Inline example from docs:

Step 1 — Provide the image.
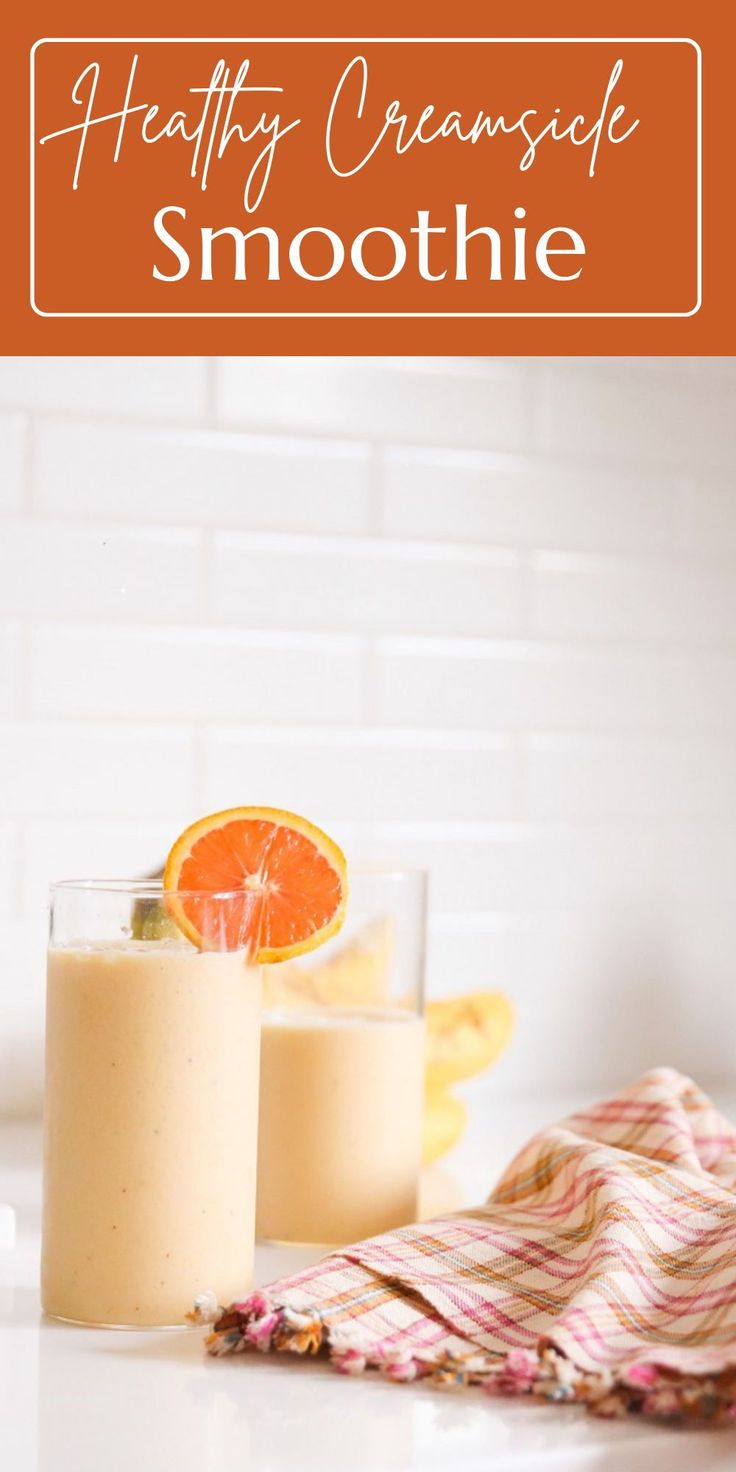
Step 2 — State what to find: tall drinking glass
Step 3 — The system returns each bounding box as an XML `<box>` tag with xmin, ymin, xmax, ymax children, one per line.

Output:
<box><xmin>257</xmin><ymin>869</ymin><xmax>427</xmax><ymax>1245</ymax></box>
<box><xmin>42</xmin><ymin>881</ymin><xmax>262</xmax><ymax>1327</ymax></box>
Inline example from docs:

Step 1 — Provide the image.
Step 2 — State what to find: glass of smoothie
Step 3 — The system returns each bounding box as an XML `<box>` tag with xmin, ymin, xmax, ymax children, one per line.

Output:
<box><xmin>42</xmin><ymin>880</ymin><xmax>262</xmax><ymax>1328</ymax></box>
<box><xmin>257</xmin><ymin>868</ymin><xmax>427</xmax><ymax>1246</ymax></box>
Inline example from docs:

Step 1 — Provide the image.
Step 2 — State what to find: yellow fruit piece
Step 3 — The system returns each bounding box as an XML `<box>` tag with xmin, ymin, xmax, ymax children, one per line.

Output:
<box><xmin>426</xmin><ymin>991</ymin><xmax>514</xmax><ymax>1089</ymax></box>
<box><xmin>263</xmin><ymin>917</ymin><xmax>393</xmax><ymax>1009</ymax></box>
<box><xmin>423</xmin><ymin>1088</ymin><xmax>467</xmax><ymax>1164</ymax></box>
<box><xmin>129</xmin><ymin>895</ymin><xmax>181</xmax><ymax>942</ymax></box>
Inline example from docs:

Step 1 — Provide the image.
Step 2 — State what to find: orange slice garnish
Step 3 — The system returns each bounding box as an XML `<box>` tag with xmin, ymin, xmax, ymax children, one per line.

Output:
<box><xmin>163</xmin><ymin>806</ymin><xmax>348</xmax><ymax>962</ymax></box>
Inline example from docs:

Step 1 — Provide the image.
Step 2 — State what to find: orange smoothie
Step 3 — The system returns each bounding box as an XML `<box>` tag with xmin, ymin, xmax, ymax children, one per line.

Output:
<box><xmin>256</xmin><ymin>1009</ymin><xmax>425</xmax><ymax>1245</ymax></box>
<box><xmin>42</xmin><ymin>941</ymin><xmax>261</xmax><ymax>1327</ymax></box>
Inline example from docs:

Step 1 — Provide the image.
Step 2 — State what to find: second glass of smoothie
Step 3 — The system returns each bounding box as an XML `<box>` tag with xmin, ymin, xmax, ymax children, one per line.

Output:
<box><xmin>257</xmin><ymin>869</ymin><xmax>427</xmax><ymax>1246</ymax></box>
<box><xmin>42</xmin><ymin>881</ymin><xmax>262</xmax><ymax>1328</ymax></box>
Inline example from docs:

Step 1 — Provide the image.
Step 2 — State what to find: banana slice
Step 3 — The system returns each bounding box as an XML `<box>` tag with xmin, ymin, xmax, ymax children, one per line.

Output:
<box><xmin>426</xmin><ymin>991</ymin><xmax>515</xmax><ymax>1089</ymax></box>
<box><xmin>262</xmin><ymin>916</ymin><xmax>393</xmax><ymax>1010</ymax></box>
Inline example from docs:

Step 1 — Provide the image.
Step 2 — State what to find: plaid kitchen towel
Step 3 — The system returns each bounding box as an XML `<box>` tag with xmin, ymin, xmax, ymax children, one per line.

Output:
<box><xmin>195</xmin><ymin>1069</ymin><xmax>736</xmax><ymax>1424</ymax></box>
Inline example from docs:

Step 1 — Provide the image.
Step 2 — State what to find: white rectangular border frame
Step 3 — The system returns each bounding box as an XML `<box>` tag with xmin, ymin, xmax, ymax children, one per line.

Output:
<box><xmin>29</xmin><ymin>36</ymin><xmax>703</xmax><ymax>318</ymax></box>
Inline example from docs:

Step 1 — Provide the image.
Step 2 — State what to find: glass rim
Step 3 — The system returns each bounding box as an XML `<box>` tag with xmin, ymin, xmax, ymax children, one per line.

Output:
<box><xmin>49</xmin><ymin>866</ymin><xmax>428</xmax><ymax>900</ymax></box>
<box><xmin>49</xmin><ymin>879</ymin><xmax>256</xmax><ymax>902</ymax></box>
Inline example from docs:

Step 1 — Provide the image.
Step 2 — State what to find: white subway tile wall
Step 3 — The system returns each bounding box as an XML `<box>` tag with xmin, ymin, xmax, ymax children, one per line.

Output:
<box><xmin>0</xmin><ymin>413</ymin><xmax>26</xmax><ymax>512</ymax></box>
<box><xmin>0</xmin><ymin>521</ymin><xmax>205</xmax><ymax>622</ymax></box>
<box><xmin>1</xmin><ymin>355</ymin><xmax>736</xmax><ymax>1115</ymax></box>
<box><xmin>212</xmin><ymin>534</ymin><xmax>522</xmax><ymax>636</ymax></box>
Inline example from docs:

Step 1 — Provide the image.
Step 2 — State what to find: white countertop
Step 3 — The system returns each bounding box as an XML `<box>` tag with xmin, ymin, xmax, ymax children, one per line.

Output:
<box><xmin>2</xmin><ymin>1102</ymin><xmax>734</xmax><ymax>1472</ymax></box>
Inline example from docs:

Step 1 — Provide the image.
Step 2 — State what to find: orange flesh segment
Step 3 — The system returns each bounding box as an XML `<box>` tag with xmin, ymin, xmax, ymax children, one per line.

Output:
<box><xmin>165</xmin><ymin>811</ymin><xmax>347</xmax><ymax>961</ymax></box>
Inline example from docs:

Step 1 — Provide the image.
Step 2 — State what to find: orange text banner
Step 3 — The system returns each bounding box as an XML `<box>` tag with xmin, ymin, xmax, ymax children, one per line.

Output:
<box><xmin>30</xmin><ymin>38</ymin><xmax>699</xmax><ymax>320</ymax></box>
